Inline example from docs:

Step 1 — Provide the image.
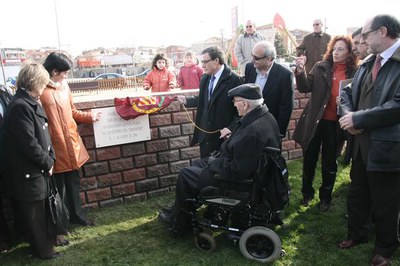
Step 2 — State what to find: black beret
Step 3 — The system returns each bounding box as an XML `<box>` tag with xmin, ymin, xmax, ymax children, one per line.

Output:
<box><xmin>228</xmin><ymin>83</ymin><xmax>262</xmax><ymax>100</ymax></box>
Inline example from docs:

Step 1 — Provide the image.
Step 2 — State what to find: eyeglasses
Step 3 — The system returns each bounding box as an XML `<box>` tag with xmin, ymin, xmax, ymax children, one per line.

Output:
<box><xmin>200</xmin><ymin>58</ymin><xmax>213</xmax><ymax>64</ymax></box>
<box><xmin>361</xmin><ymin>28</ymin><xmax>379</xmax><ymax>39</ymax></box>
<box><xmin>246</xmin><ymin>25</ymin><xmax>253</xmax><ymax>28</ymax></box>
<box><xmin>251</xmin><ymin>53</ymin><xmax>267</xmax><ymax>61</ymax></box>
<box><xmin>313</xmin><ymin>23</ymin><xmax>320</xmax><ymax>26</ymax></box>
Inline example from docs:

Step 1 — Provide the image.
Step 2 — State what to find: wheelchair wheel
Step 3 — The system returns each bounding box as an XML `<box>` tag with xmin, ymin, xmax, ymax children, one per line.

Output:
<box><xmin>239</xmin><ymin>226</ymin><xmax>282</xmax><ymax>263</ymax></box>
<box><xmin>194</xmin><ymin>232</ymin><xmax>216</xmax><ymax>252</ymax></box>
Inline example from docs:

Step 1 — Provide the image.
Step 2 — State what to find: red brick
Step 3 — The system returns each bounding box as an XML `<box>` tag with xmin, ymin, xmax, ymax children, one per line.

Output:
<box><xmin>291</xmin><ymin>109</ymin><xmax>304</xmax><ymax>119</ymax></box>
<box><xmin>123</xmin><ymin>168</ymin><xmax>146</xmax><ymax>182</ymax></box>
<box><xmin>112</xmin><ymin>183</ymin><xmax>135</xmax><ymax>197</ymax></box>
<box><xmin>172</xmin><ymin>111</ymin><xmax>192</xmax><ymax>124</ymax></box>
<box><xmin>80</xmin><ymin>176</ymin><xmax>97</xmax><ymax>190</ymax></box>
<box><xmin>109</xmin><ymin>158</ymin><xmax>134</xmax><ymax>172</ymax></box>
<box><xmin>96</xmin><ymin>146</ymin><xmax>121</xmax><ymax>161</ymax></box>
<box><xmin>86</xmin><ymin>188</ymin><xmax>112</xmax><ymax>203</ymax></box>
<box><xmin>282</xmin><ymin>140</ymin><xmax>296</xmax><ymax>151</ymax></box>
<box><xmin>151</xmin><ymin>128</ymin><xmax>159</xmax><ymax>139</ymax></box>
<box><xmin>170</xmin><ymin>160</ymin><xmax>190</xmax><ymax>173</ymax></box>
<box><xmin>135</xmin><ymin>153</ymin><xmax>157</xmax><ymax>167</ymax></box>
<box><xmin>146</xmin><ymin>139</ymin><xmax>169</xmax><ymax>153</ymax></box>
<box><xmin>300</xmin><ymin>98</ymin><xmax>310</xmax><ymax>108</ymax></box>
<box><xmin>181</xmin><ymin>123</ymin><xmax>195</xmax><ymax>135</ymax></box>
<box><xmin>160</xmin><ymin>101</ymin><xmax>181</xmax><ymax>112</ymax></box>
<box><xmin>159</xmin><ymin>150</ymin><xmax>180</xmax><ymax>163</ymax></box>
<box><xmin>180</xmin><ymin>147</ymin><xmax>200</xmax><ymax>159</ymax></box>
<box><xmin>287</xmin><ymin>120</ymin><xmax>296</xmax><ymax>130</ymax></box>
<box><xmin>159</xmin><ymin>125</ymin><xmax>181</xmax><ymax>138</ymax></box>
<box><xmin>97</xmin><ymin>172</ymin><xmax>122</xmax><ymax>187</ymax></box>
<box><xmin>159</xmin><ymin>174</ymin><xmax>178</xmax><ymax>187</ymax></box>
<box><xmin>150</xmin><ymin>114</ymin><xmax>171</xmax><ymax>127</ymax></box>
<box><xmin>124</xmin><ymin>193</ymin><xmax>147</xmax><ymax>203</ymax></box>
<box><xmin>136</xmin><ymin>178</ymin><xmax>159</xmax><ymax>192</ymax></box>
<box><xmin>86</xmin><ymin>150</ymin><xmax>96</xmax><ymax>163</ymax></box>
<box><xmin>83</xmin><ymin>162</ymin><xmax>109</xmax><ymax>176</ymax></box>
<box><xmin>83</xmin><ymin>136</ymin><xmax>96</xmax><ymax>149</ymax></box>
<box><xmin>289</xmin><ymin>149</ymin><xmax>303</xmax><ymax>159</ymax></box>
<box><xmin>121</xmin><ymin>143</ymin><xmax>145</xmax><ymax>157</ymax></box>
<box><xmin>78</xmin><ymin>123</ymin><xmax>94</xmax><ymax>136</ymax></box>
<box><xmin>169</xmin><ymin>136</ymin><xmax>190</xmax><ymax>149</ymax></box>
<box><xmin>147</xmin><ymin>164</ymin><xmax>169</xmax><ymax>178</ymax></box>
<box><xmin>148</xmin><ymin>188</ymin><xmax>170</xmax><ymax>198</ymax></box>
<box><xmin>99</xmin><ymin>198</ymin><xmax>124</xmax><ymax>208</ymax></box>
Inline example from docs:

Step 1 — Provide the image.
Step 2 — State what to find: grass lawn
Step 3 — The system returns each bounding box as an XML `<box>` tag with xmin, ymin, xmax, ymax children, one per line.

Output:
<box><xmin>1</xmin><ymin>158</ymin><xmax>399</xmax><ymax>265</ymax></box>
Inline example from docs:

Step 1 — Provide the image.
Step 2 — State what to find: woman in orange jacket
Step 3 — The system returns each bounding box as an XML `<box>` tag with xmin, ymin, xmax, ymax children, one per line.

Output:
<box><xmin>143</xmin><ymin>53</ymin><xmax>176</xmax><ymax>92</ymax></box>
<box><xmin>41</xmin><ymin>53</ymin><xmax>101</xmax><ymax>231</ymax></box>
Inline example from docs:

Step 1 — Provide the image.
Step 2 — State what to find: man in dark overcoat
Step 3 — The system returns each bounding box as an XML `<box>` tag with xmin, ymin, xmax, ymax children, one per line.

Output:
<box><xmin>159</xmin><ymin>83</ymin><xmax>281</xmax><ymax>235</ymax></box>
<box><xmin>338</xmin><ymin>14</ymin><xmax>400</xmax><ymax>266</ymax></box>
<box><xmin>177</xmin><ymin>46</ymin><xmax>242</xmax><ymax>158</ymax></box>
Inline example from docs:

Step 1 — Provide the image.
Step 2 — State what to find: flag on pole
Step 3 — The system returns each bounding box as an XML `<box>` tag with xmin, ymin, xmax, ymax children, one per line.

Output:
<box><xmin>114</xmin><ymin>96</ymin><xmax>175</xmax><ymax>120</ymax></box>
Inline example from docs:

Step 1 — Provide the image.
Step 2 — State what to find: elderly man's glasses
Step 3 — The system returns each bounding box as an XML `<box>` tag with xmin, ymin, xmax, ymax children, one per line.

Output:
<box><xmin>200</xmin><ymin>59</ymin><xmax>213</xmax><ymax>64</ymax></box>
<box><xmin>361</xmin><ymin>28</ymin><xmax>379</xmax><ymax>39</ymax></box>
<box><xmin>246</xmin><ymin>25</ymin><xmax>253</xmax><ymax>28</ymax></box>
<box><xmin>313</xmin><ymin>23</ymin><xmax>320</xmax><ymax>26</ymax></box>
<box><xmin>251</xmin><ymin>53</ymin><xmax>267</xmax><ymax>61</ymax></box>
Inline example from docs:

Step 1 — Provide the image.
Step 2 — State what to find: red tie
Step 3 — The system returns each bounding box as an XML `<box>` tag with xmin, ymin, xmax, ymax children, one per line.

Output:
<box><xmin>372</xmin><ymin>55</ymin><xmax>382</xmax><ymax>81</ymax></box>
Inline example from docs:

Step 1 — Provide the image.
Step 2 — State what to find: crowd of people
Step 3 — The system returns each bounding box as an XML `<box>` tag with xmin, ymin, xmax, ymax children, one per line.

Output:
<box><xmin>0</xmin><ymin>14</ymin><xmax>399</xmax><ymax>265</ymax></box>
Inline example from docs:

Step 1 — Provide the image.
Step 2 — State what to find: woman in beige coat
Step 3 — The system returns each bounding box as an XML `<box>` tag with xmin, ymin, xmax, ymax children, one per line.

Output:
<box><xmin>41</xmin><ymin>53</ymin><xmax>101</xmax><ymax>231</ymax></box>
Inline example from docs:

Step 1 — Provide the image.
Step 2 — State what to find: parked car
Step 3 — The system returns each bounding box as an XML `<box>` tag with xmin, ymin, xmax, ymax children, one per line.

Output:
<box><xmin>94</xmin><ymin>73</ymin><xmax>126</xmax><ymax>88</ymax></box>
<box><xmin>132</xmin><ymin>69</ymin><xmax>151</xmax><ymax>77</ymax></box>
<box><xmin>94</xmin><ymin>73</ymin><xmax>125</xmax><ymax>80</ymax></box>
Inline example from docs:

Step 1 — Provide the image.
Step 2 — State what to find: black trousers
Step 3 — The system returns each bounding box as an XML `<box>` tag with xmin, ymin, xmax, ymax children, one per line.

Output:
<box><xmin>54</xmin><ymin>170</ymin><xmax>87</xmax><ymax>224</ymax></box>
<box><xmin>302</xmin><ymin>119</ymin><xmax>338</xmax><ymax>203</ymax></box>
<box><xmin>172</xmin><ymin>159</ymin><xmax>218</xmax><ymax>228</ymax></box>
<box><xmin>0</xmin><ymin>180</ymin><xmax>10</xmax><ymax>244</ymax></box>
<box><xmin>347</xmin><ymin>153</ymin><xmax>400</xmax><ymax>258</ymax></box>
<box><xmin>10</xmin><ymin>198</ymin><xmax>55</xmax><ymax>258</ymax></box>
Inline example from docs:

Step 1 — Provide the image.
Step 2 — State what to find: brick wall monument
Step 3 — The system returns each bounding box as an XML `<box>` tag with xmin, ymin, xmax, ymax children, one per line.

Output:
<box><xmin>74</xmin><ymin>89</ymin><xmax>307</xmax><ymax>209</ymax></box>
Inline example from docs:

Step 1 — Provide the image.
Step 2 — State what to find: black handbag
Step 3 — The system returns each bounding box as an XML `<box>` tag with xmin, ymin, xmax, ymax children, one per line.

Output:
<box><xmin>47</xmin><ymin>175</ymin><xmax>70</xmax><ymax>235</ymax></box>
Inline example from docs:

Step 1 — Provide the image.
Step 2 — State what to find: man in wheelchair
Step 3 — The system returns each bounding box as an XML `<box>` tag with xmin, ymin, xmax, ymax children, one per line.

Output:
<box><xmin>158</xmin><ymin>83</ymin><xmax>282</xmax><ymax>237</ymax></box>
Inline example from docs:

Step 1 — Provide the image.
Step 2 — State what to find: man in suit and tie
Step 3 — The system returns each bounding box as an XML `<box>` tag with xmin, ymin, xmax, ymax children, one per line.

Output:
<box><xmin>244</xmin><ymin>41</ymin><xmax>294</xmax><ymax>137</ymax></box>
<box><xmin>177</xmin><ymin>46</ymin><xmax>242</xmax><ymax>158</ymax></box>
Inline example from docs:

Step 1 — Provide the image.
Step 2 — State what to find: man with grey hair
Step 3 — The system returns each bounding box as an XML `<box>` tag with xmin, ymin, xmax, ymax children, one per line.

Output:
<box><xmin>296</xmin><ymin>18</ymin><xmax>331</xmax><ymax>73</ymax></box>
<box><xmin>159</xmin><ymin>83</ymin><xmax>281</xmax><ymax>236</ymax></box>
<box><xmin>339</xmin><ymin>14</ymin><xmax>400</xmax><ymax>266</ymax></box>
<box><xmin>244</xmin><ymin>41</ymin><xmax>294</xmax><ymax>137</ymax></box>
<box><xmin>234</xmin><ymin>20</ymin><xmax>265</xmax><ymax>74</ymax></box>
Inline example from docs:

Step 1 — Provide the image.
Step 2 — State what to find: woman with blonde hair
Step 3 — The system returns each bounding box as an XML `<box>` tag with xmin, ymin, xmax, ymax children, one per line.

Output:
<box><xmin>2</xmin><ymin>62</ymin><xmax>59</xmax><ymax>259</ymax></box>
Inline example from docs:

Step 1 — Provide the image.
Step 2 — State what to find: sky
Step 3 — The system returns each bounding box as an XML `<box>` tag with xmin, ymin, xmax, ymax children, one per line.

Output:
<box><xmin>1</xmin><ymin>0</ymin><xmax>398</xmax><ymax>57</ymax></box>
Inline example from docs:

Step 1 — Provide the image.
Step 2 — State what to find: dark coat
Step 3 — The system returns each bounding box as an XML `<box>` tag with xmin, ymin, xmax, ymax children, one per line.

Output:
<box><xmin>293</xmin><ymin>60</ymin><xmax>355</xmax><ymax>151</ymax></box>
<box><xmin>341</xmin><ymin>47</ymin><xmax>400</xmax><ymax>171</ymax></box>
<box><xmin>208</xmin><ymin>105</ymin><xmax>281</xmax><ymax>182</ymax></box>
<box><xmin>296</xmin><ymin>32</ymin><xmax>331</xmax><ymax>73</ymax></box>
<box><xmin>186</xmin><ymin>64</ymin><xmax>242</xmax><ymax>157</ymax></box>
<box><xmin>3</xmin><ymin>89</ymin><xmax>55</xmax><ymax>202</ymax></box>
<box><xmin>244</xmin><ymin>62</ymin><xmax>294</xmax><ymax>136</ymax></box>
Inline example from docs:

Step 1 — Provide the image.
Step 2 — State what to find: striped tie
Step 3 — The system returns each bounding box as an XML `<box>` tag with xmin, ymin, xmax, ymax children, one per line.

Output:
<box><xmin>372</xmin><ymin>55</ymin><xmax>382</xmax><ymax>82</ymax></box>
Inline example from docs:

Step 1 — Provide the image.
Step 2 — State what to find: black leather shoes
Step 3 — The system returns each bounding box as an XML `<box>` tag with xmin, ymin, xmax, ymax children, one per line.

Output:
<box><xmin>161</xmin><ymin>205</ymin><xmax>175</xmax><ymax>214</ymax></box>
<box><xmin>301</xmin><ymin>196</ymin><xmax>314</xmax><ymax>207</ymax></box>
<box><xmin>370</xmin><ymin>254</ymin><xmax>391</xmax><ymax>266</ymax></box>
<box><xmin>158</xmin><ymin>211</ymin><xmax>173</xmax><ymax>226</ymax></box>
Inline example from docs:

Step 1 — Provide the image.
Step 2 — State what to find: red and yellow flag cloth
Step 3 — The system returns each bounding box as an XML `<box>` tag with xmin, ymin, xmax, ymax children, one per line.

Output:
<box><xmin>114</xmin><ymin>96</ymin><xmax>175</xmax><ymax>120</ymax></box>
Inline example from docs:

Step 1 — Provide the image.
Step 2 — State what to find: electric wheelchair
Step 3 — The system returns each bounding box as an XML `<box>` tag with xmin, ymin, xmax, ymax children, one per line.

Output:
<box><xmin>186</xmin><ymin>146</ymin><xmax>290</xmax><ymax>263</ymax></box>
